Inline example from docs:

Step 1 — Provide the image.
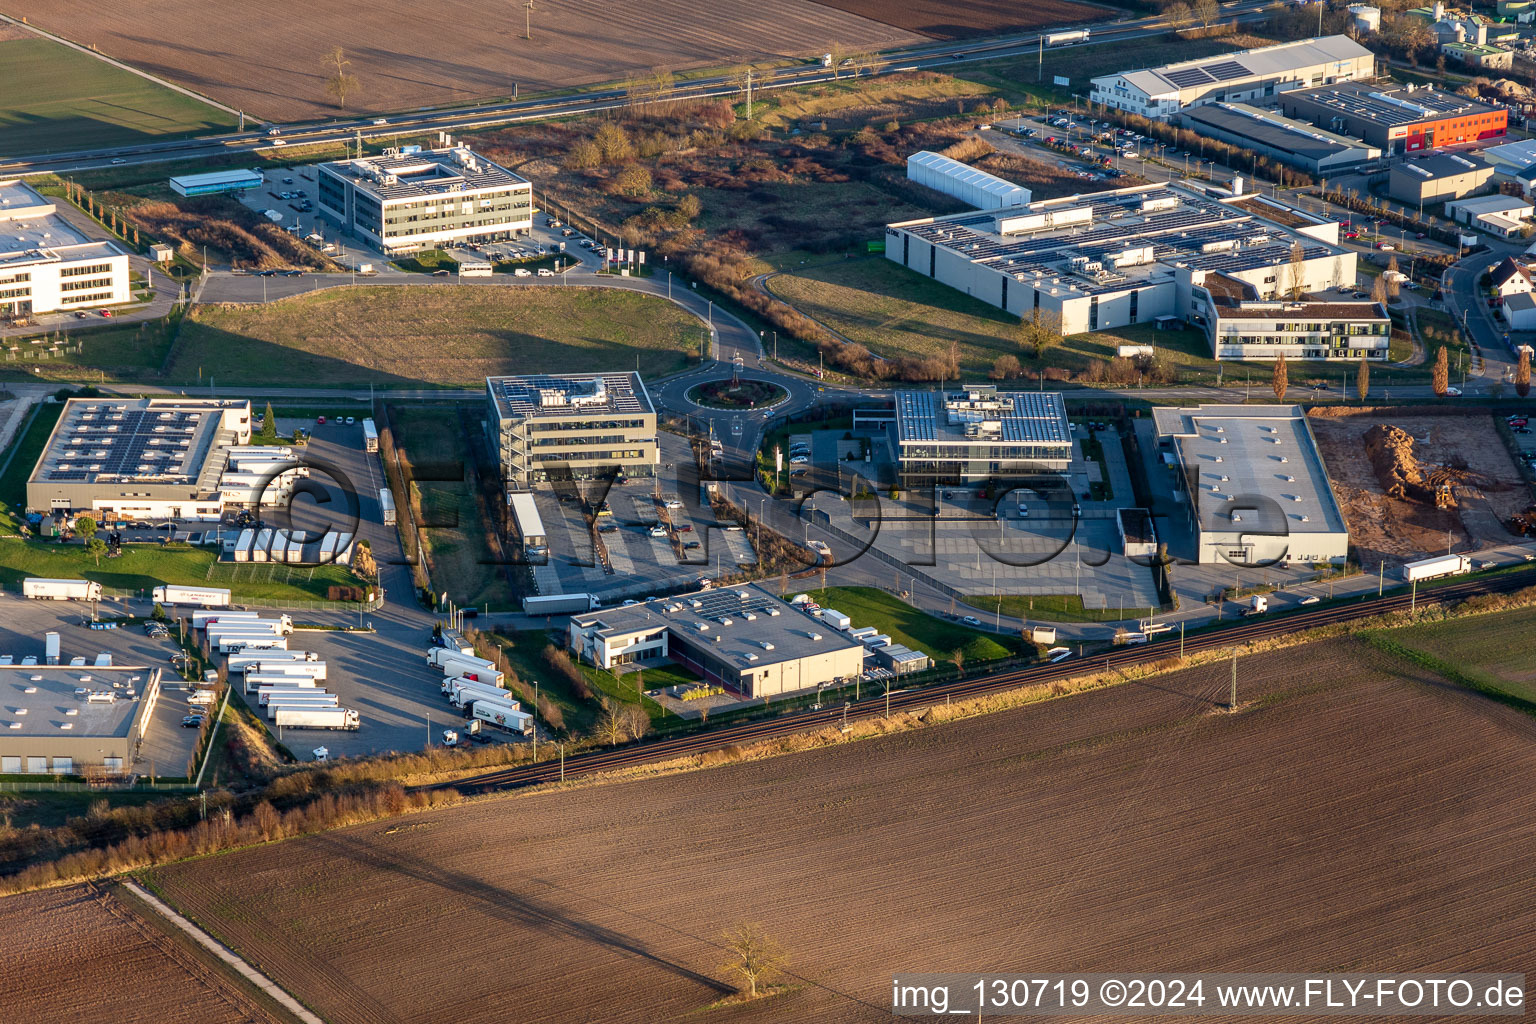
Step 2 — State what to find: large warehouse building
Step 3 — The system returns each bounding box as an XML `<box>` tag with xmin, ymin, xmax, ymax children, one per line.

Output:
<box><xmin>169</xmin><ymin>169</ymin><xmax>264</xmax><ymax>197</ymax></box>
<box><xmin>885</xmin><ymin>182</ymin><xmax>1356</xmax><ymax>338</ymax></box>
<box><xmin>487</xmin><ymin>372</ymin><xmax>658</xmax><ymax>491</ymax></box>
<box><xmin>1176</xmin><ymin>103</ymin><xmax>1380</xmax><ymax>175</ymax></box>
<box><xmin>26</xmin><ymin>398</ymin><xmax>252</xmax><ymax>518</ymax></box>
<box><xmin>317</xmin><ymin>145</ymin><xmax>533</xmax><ymax>255</ymax></box>
<box><xmin>0</xmin><ymin>180</ymin><xmax>130</xmax><ymax>319</ymax></box>
<box><xmin>1388</xmin><ymin>152</ymin><xmax>1495</xmax><ymax>204</ymax></box>
<box><xmin>1279</xmin><ymin>82</ymin><xmax>1507</xmax><ymax>154</ymax></box>
<box><xmin>1153</xmin><ymin>404</ymin><xmax>1348</xmax><ymax>566</ymax></box>
<box><xmin>0</xmin><ymin>666</ymin><xmax>163</xmax><ymax>775</ymax></box>
<box><xmin>568</xmin><ymin>584</ymin><xmax>867</xmax><ymax>699</ymax></box>
<box><xmin>1089</xmin><ymin>36</ymin><xmax>1374</xmax><ymax>120</ymax></box>
<box><xmin>894</xmin><ymin>387</ymin><xmax>1072</xmax><ymax>485</ymax></box>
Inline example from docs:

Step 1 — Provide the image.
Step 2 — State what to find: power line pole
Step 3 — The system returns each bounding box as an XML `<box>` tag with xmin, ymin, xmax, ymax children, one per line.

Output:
<box><xmin>1229</xmin><ymin>648</ymin><xmax>1238</xmax><ymax>712</ymax></box>
<box><xmin>745</xmin><ymin>68</ymin><xmax>753</xmax><ymax>120</ymax></box>
<box><xmin>524</xmin><ymin>0</ymin><xmax>535</xmax><ymax>40</ymax></box>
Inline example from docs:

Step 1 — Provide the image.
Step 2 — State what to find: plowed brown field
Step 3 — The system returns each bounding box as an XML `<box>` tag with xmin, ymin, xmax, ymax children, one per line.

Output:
<box><xmin>810</xmin><ymin>0</ymin><xmax>1110</xmax><ymax>39</ymax></box>
<box><xmin>0</xmin><ymin>883</ymin><xmax>282</xmax><ymax>1024</ymax></box>
<box><xmin>0</xmin><ymin>0</ymin><xmax>918</xmax><ymax>121</ymax></box>
<box><xmin>148</xmin><ymin>639</ymin><xmax>1536</xmax><ymax>1023</ymax></box>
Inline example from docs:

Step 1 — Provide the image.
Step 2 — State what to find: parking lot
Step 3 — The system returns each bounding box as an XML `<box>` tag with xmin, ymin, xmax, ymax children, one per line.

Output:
<box><xmin>0</xmin><ymin>597</ymin><xmax>201</xmax><ymax>778</ymax></box>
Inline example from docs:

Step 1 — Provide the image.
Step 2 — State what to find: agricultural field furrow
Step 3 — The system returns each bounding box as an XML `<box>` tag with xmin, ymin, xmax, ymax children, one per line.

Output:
<box><xmin>0</xmin><ymin>884</ymin><xmax>283</xmax><ymax>1024</ymax></box>
<box><xmin>146</xmin><ymin>639</ymin><xmax>1536</xmax><ymax>1023</ymax></box>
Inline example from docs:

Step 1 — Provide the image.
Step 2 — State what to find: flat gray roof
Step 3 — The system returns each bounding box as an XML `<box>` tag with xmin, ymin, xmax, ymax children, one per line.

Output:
<box><xmin>321</xmin><ymin>147</ymin><xmax>528</xmax><ymax>203</ymax></box>
<box><xmin>0</xmin><ymin>666</ymin><xmax>158</xmax><ymax>741</ymax></box>
<box><xmin>1393</xmin><ymin>152</ymin><xmax>1492</xmax><ymax>181</ymax></box>
<box><xmin>487</xmin><ymin>372</ymin><xmax>654</xmax><ymax>422</ymax></box>
<box><xmin>1107</xmin><ymin>35</ymin><xmax>1372</xmax><ymax>98</ymax></box>
<box><xmin>1153</xmin><ymin>404</ymin><xmax>1347</xmax><ymax>537</ymax></box>
<box><xmin>1180</xmin><ymin>103</ymin><xmax>1372</xmax><ymax>163</ymax></box>
<box><xmin>1287</xmin><ymin>82</ymin><xmax>1498</xmax><ymax>128</ymax></box>
<box><xmin>0</xmin><ymin>178</ymin><xmax>122</xmax><ymax>269</ymax></box>
<box><xmin>896</xmin><ymin>389</ymin><xmax>1071</xmax><ymax>445</ymax></box>
<box><xmin>574</xmin><ymin>583</ymin><xmax>863</xmax><ymax>669</ymax></box>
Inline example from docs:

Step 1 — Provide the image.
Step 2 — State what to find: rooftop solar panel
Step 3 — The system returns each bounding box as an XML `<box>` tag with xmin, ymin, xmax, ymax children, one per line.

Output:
<box><xmin>1165</xmin><ymin>67</ymin><xmax>1215</xmax><ymax>88</ymax></box>
<box><xmin>1202</xmin><ymin>60</ymin><xmax>1250</xmax><ymax>82</ymax></box>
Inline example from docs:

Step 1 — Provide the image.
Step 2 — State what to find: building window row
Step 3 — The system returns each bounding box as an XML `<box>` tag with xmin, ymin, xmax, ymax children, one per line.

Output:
<box><xmin>60</xmin><ymin>275</ymin><xmax>114</xmax><ymax>292</ymax></box>
<box><xmin>60</xmin><ymin>290</ymin><xmax>115</xmax><ymax>305</ymax></box>
<box><xmin>60</xmin><ymin>262</ymin><xmax>113</xmax><ymax>278</ymax></box>
<box><xmin>0</xmin><ymin>272</ymin><xmax>31</xmax><ymax>285</ymax></box>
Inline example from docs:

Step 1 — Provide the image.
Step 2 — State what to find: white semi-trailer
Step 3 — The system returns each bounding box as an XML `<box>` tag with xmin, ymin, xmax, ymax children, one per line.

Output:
<box><xmin>246</xmin><ymin>674</ymin><xmax>320</xmax><ymax>694</ymax></box>
<box><xmin>153</xmin><ymin>585</ymin><xmax>231</xmax><ymax>607</ymax></box>
<box><xmin>470</xmin><ymin>700</ymin><xmax>533</xmax><ymax>735</ymax></box>
<box><xmin>258</xmin><ymin>686</ymin><xmax>328</xmax><ymax>706</ymax></box>
<box><xmin>447</xmin><ymin>679</ymin><xmax>520</xmax><ymax>710</ymax></box>
<box><xmin>522</xmin><ymin>592</ymin><xmax>599</xmax><ymax>615</ymax></box>
<box><xmin>226</xmin><ymin>651</ymin><xmax>315</xmax><ymax>673</ymax></box>
<box><xmin>438</xmin><ymin>657</ymin><xmax>503</xmax><ymax>687</ymax></box>
<box><xmin>1401</xmin><ymin>553</ymin><xmax>1472</xmax><ymax>582</ymax></box>
<box><xmin>245</xmin><ymin>661</ymin><xmax>327</xmax><ymax>682</ymax></box>
<box><xmin>1045</xmin><ymin>29</ymin><xmax>1089</xmax><ymax>45</ymax></box>
<box><xmin>217</xmin><ymin>636</ymin><xmax>289</xmax><ymax>654</ymax></box>
<box><xmin>264</xmin><ymin>697</ymin><xmax>339</xmax><ymax>716</ymax></box>
<box><xmin>272</xmin><ymin>706</ymin><xmax>359</xmax><ymax>730</ymax></box>
<box><xmin>194</xmin><ymin>611</ymin><xmax>291</xmax><ymax>632</ymax></box>
<box><xmin>380</xmin><ymin>488</ymin><xmax>397</xmax><ymax>525</ymax></box>
<box><xmin>23</xmin><ymin>578</ymin><xmax>102</xmax><ymax>602</ymax></box>
<box><xmin>45</xmin><ymin>632</ymin><xmax>60</xmax><ymax>665</ymax></box>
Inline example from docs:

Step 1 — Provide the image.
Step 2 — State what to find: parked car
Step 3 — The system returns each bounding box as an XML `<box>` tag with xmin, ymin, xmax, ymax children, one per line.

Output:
<box><xmin>961</xmin><ymin>615</ymin><xmax>982</xmax><ymax>627</ymax></box>
<box><xmin>181</xmin><ymin>715</ymin><xmax>205</xmax><ymax>728</ymax></box>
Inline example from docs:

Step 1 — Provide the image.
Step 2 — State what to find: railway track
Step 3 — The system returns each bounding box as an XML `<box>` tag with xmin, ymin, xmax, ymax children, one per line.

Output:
<box><xmin>440</xmin><ymin>567</ymin><xmax>1536</xmax><ymax>795</ymax></box>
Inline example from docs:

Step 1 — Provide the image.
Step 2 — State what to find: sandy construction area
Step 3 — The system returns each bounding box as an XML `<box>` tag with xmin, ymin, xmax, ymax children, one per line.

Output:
<box><xmin>0</xmin><ymin>0</ymin><xmax>919</xmax><ymax>121</ymax></box>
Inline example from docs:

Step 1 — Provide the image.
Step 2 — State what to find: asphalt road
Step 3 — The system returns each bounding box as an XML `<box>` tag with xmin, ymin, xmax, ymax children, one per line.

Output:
<box><xmin>0</xmin><ymin>0</ymin><xmax>1288</xmax><ymax>176</ymax></box>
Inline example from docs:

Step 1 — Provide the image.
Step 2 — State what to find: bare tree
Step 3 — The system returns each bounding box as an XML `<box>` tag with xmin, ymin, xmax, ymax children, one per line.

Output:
<box><xmin>1370</xmin><ymin>273</ymin><xmax>1388</xmax><ymax>307</ymax></box>
<box><xmin>1432</xmin><ymin>345</ymin><xmax>1449</xmax><ymax>397</ymax></box>
<box><xmin>1272</xmin><ymin>352</ymin><xmax>1288</xmax><ymax>402</ymax></box>
<box><xmin>1287</xmin><ymin>241</ymin><xmax>1306</xmax><ymax>300</ymax></box>
<box><xmin>827</xmin><ymin>42</ymin><xmax>846</xmax><ymax>79</ymax></box>
<box><xmin>721</xmin><ymin>923</ymin><xmax>788</xmax><ymax>998</ymax></box>
<box><xmin>1517</xmin><ymin>348</ymin><xmax>1531</xmax><ymax>398</ymax></box>
<box><xmin>322</xmin><ymin>47</ymin><xmax>360</xmax><ymax>110</ymax></box>
<box><xmin>1192</xmin><ymin>0</ymin><xmax>1219</xmax><ymax>29</ymax></box>
<box><xmin>1165</xmin><ymin>1</ymin><xmax>1194</xmax><ymax>29</ymax></box>
<box><xmin>622</xmin><ymin>703</ymin><xmax>650</xmax><ymax>741</ymax></box>
<box><xmin>1356</xmin><ymin>356</ymin><xmax>1370</xmax><ymax>403</ymax></box>
<box><xmin>596</xmin><ymin>697</ymin><xmax>627</xmax><ymax>746</ymax></box>
<box><xmin>1385</xmin><ymin>254</ymin><xmax>1401</xmax><ymax>299</ymax></box>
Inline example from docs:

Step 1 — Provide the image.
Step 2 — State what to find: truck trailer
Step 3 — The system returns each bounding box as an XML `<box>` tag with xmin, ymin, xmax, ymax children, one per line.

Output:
<box><xmin>271</xmin><ymin>706</ymin><xmax>359</xmax><ymax>730</ymax></box>
<box><xmin>257</xmin><ymin>685</ymin><xmax>327</xmax><ymax>706</ymax></box>
<box><xmin>470</xmin><ymin>700</ymin><xmax>533</xmax><ymax>735</ymax></box>
<box><xmin>226</xmin><ymin>651</ymin><xmax>315</xmax><ymax>673</ymax></box>
<box><xmin>1401</xmin><ymin>553</ymin><xmax>1472</xmax><ymax>582</ymax></box>
<box><xmin>45</xmin><ymin>632</ymin><xmax>60</xmax><ymax>665</ymax></box>
<box><xmin>247</xmin><ymin>674</ymin><xmax>321</xmax><ymax>695</ymax></box>
<box><xmin>244</xmin><ymin>661</ymin><xmax>327</xmax><ymax>682</ymax></box>
<box><xmin>447</xmin><ymin>678</ymin><xmax>520</xmax><ymax>710</ymax></box>
<box><xmin>1045</xmin><ymin>29</ymin><xmax>1090</xmax><ymax>44</ymax></box>
<box><xmin>192</xmin><ymin>610</ymin><xmax>260</xmax><ymax>630</ymax></box>
<box><xmin>437</xmin><ymin>656</ymin><xmax>503</xmax><ymax>687</ymax></box>
<box><xmin>217</xmin><ymin>636</ymin><xmax>289</xmax><ymax>654</ymax></box>
<box><xmin>23</xmin><ymin>577</ymin><xmax>103</xmax><ymax>602</ymax></box>
<box><xmin>426</xmin><ymin>647</ymin><xmax>496</xmax><ymax>673</ymax></box>
<box><xmin>153</xmin><ymin>585</ymin><xmax>231</xmax><ymax>607</ymax></box>
<box><xmin>264</xmin><ymin>696</ymin><xmax>338</xmax><ymax>716</ymax></box>
<box><xmin>380</xmin><ymin>488</ymin><xmax>397</xmax><ymax>525</ymax></box>
<box><xmin>521</xmin><ymin>592</ymin><xmax>599</xmax><ymax>615</ymax></box>
<box><xmin>204</xmin><ymin>614</ymin><xmax>292</xmax><ymax>635</ymax></box>
<box><xmin>363</xmin><ymin>418</ymin><xmax>379</xmax><ymax>452</ymax></box>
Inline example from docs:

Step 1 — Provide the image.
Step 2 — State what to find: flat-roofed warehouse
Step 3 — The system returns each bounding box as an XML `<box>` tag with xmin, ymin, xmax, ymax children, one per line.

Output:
<box><xmin>1153</xmin><ymin>404</ymin><xmax>1348</xmax><ymax>566</ymax></box>
<box><xmin>895</xmin><ymin>387</ymin><xmax>1072</xmax><ymax>485</ymax></box>
<box><xmin>26</xmin><ymin>397</ymin><xmax>252</xmax><ymax>518</ymax></box>
<box><xmin>1279</xmin><ymin>82</ymin><xmax>1507</xmax><ymax>154</ymax></box>
<box><xmin>1089</xmin><ymin>35</ymin><xmax>1374</xmax><ymax>120</ymax></box>
<box><xmin>487</xmin><ymin>372</ymin><xmax>658</xmax><ymax>491</ymax></box>
<box><xmin>169</xmin><ymin>168</ymin><xmax>263</xmax><ymax>197</ymax></box>
<box><xmin>0</xmin><ymin>666</ymin><xmax>164</xmax><ymax>775</ymax></box>
<box><xmin>886</xmin><ymin>181</ymin><xmax>1356</xmax><ymax>337</ymax></box>
<box><xmin>1388</xmin><ymin>152</ymin><xmax>1496</xmax><ymax>204</ymax></box>
<box><xmin>0</xmin><ymin>179</ymin><xmax>131</xmax><ymax>318</ymax></box>
<box><xmin>568</xmin><ymin>584</ymin><xmax>866</xmax><ymax>699</ymax></box>
<box><xmin>1177</xmin><ymin>103</ymin><xmax>1381</xmax><ymax>175</ymax></box>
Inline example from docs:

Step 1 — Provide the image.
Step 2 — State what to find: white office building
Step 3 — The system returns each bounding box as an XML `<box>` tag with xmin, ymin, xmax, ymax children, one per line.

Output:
<box><xmin>1089</xmin><ymin>36</ymin><xmax>1374</xmax><ymax>120</ymax></box>
<box><xmin>0</xmin><ymin>179</ymin><xmax>130</xmax><ymax>319</ymax></box>
<box><xmin>317</xmin><ymin>145</ymin><xmax>533</xmax><ymax>255</ymax></box>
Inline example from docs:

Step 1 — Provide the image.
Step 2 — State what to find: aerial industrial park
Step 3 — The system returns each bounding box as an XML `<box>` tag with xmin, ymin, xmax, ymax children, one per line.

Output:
<box><xmin>0</xmin><ymin>0</ymin><xmax>1534</xmax><ymax>1019</ymax></box>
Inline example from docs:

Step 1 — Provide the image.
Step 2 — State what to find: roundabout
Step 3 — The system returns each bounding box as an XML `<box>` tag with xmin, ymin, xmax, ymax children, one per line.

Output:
<box><xmin>685</xmin><ymin>377</ymin><xmax>788</xmax><ymax>410</ymax></box>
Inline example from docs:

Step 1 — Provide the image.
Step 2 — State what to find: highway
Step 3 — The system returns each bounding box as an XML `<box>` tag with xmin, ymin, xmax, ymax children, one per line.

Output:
<box><xmin>438</xmin><ymin>564</ymin><xmax>1536</xmax><ymax>795</ymax></box>
<box><xmin>0</xmin><ymin>0</ymin><xmax>1287</xmax><ymax>176</ymax></box>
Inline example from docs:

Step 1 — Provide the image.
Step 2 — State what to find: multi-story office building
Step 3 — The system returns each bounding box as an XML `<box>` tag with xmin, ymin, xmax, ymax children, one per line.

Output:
<box><xmin>1191</xmin><ymin>272</ymin><xmax>1390</xmax><ymax>361</ymax></box>
<box><xmin>26</xmin><ymin>398</ymin><xmax>252</xmax><ymax>519</ymax></box>
<box><xmin>1089</xmin><ymin>36</ymin><xmax>1374</xmax><ymax>120</ymax></box>
<box><xmin>316</xmin><ymin>146</ymin><xmax>532</xmax><ymax>255</ymax></box>
<box><xmin>0</xmin><ymin>179</ymin><xmax>130</xmax><ymax>319</ymax></box>
<box><xmin>894</xmin><ymin>387</ymin><xmax>1072</xmax><ymax>486</ymax></box>
<box><xmin>486</xmin><ymin>373</ymin><xmax>658</xmax><ymax>490</ymax></box>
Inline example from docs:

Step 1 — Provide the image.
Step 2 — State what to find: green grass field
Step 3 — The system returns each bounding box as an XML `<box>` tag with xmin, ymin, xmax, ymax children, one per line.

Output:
<box><xmin>1379</xmin><ymin>606</ymin><xmax>1536</xmax><ymax>705</ymax></box>
<box><xmin>0</xmin><ymin>399</ymin><xmax>63</xmax><ymax>532</ymax></box>
<box><xmin>169</xmin><ymin>286</ymin><xmax>707</xmax><ymax>387</ymax></box>
<box><xmin>797</xmin><ymin>586</ymin><xmax>1022</xmax><ymax>662</ymax></box>
<box><xmin>961</xmin><ymin>593</ymin><xmax>1159</xmax><ymax>624</ymax></box>
<box><xmin>0</xmin><ymin>36</ymin><xmax>235</xmax><ymax>156</ymax></box>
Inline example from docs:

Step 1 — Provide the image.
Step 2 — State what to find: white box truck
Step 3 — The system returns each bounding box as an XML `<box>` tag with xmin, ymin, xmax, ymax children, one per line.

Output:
<box><xmin>521</xmin><ymin>593</ymin><xmax>599</xmax><ymax>615</ymax></box>
<box><xmin>1401</xmin><ymin>553</ymin><xmax>1472</xmax><ymax>582</ymax></box>
<box><xmin>272</xmin><ymin>706</ymin><xmax>359</xmax><ymax>730</ymax></box>
<box><xmin>23</xmin><ymin>577</ymin><xmax>102</xmax><ymax>602</ymax></box>
<box><xmin>45</xmin><ymin>632</ymin><xmax>60</xmax><ymax>665</ymax></box>
<box><xmin>380</xmin><ymin>488</ymin><xmax>396</xmax><ymax>525</ymax></box>
<box><xmin>819</xmin><ymin>609</ymin><xmax>851</xmax><ymax>630</ymax></box>
<box><xmin>153</xmin><ymin>585</ymin><xmax>231</xmax><ymax>607</ymax></box>
<box><xmin>470</xmin><ymin>701</ymin><xmax>533</xmax><ymax>735</ymax></box>
<box><xmin>363</xmin><ymin>418</ymin><xmax>379</xmax><ymax>453</ymax></box>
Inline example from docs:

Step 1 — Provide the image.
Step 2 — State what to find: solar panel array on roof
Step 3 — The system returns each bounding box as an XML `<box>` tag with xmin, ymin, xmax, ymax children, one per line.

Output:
<box><xmin>896</xmin><ymin>390</ymin><xmax>1070</xmax><ymax>445</ymax></box>
<box><xmin>1165</xmin><ymin>67</ymin><xmax>1215</xmax><ymax>88</ymax></box>
<box><xmin>47</xmin><ymin>405</ymin><xmax>202</xmax><ymax>481</ymax></box>
<box><xmin>489</xmin><ymin>372</ymin><xmax>652</xmax><ymax>420</ymax></box>
<box><xmin>1201</xmin><ymin>60</ymin><xmax>1251</xmax><ymax>82</ymax></box>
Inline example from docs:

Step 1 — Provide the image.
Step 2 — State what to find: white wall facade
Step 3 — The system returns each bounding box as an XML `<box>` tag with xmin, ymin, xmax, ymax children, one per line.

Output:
<box><xmin>0</xmin><ymin>249</ymin><xmax>130</xmax><ymax>316</ymax></box>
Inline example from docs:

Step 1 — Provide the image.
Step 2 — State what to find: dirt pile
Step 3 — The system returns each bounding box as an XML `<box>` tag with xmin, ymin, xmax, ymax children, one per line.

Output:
<box><xmin>1364</xmin><ymin>424</ymin><xmax>1435</xmax><ymax>504</ymax></box>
